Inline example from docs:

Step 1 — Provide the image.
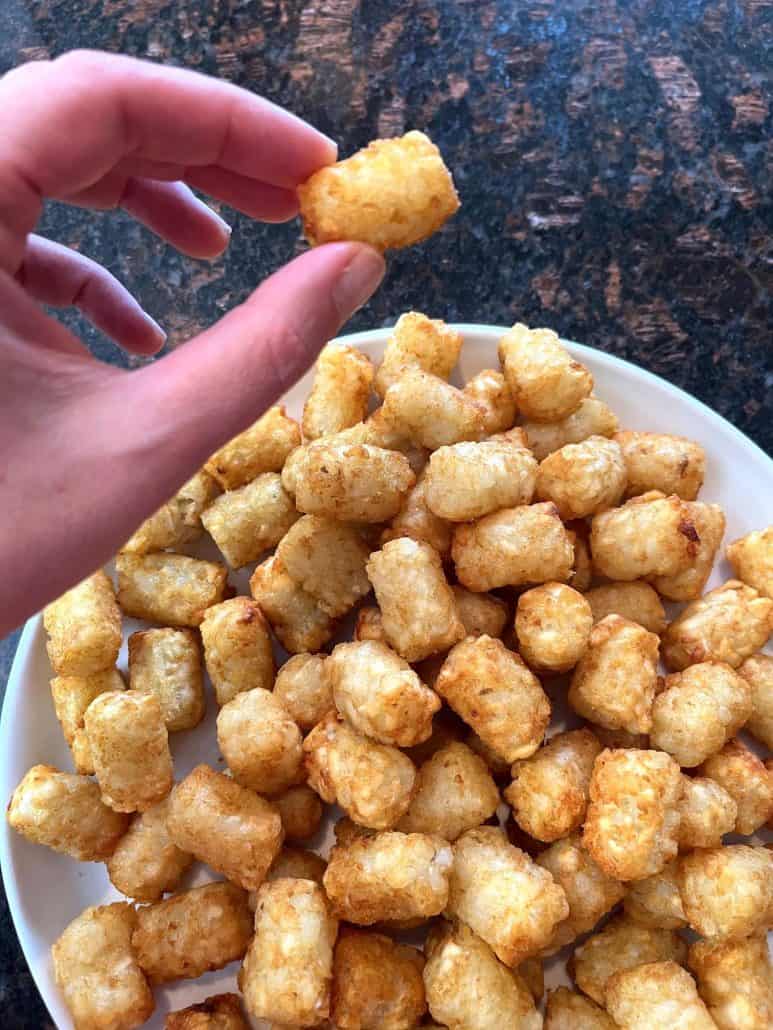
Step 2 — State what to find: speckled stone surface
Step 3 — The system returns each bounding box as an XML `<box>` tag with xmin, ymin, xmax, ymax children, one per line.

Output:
<box><xmin>1</xmin><ymin>0</ymin><xmax>771</xmax><ymax>1023</ymax></box>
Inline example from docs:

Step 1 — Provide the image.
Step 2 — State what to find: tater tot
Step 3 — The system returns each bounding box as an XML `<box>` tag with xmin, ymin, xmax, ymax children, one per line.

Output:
<box><xmin>106</xmin><ymin>796</ymin><xmax>193</xmax><ymax>902</ymax></box>
<box><xmin>515</xmin><ymin>583</ymin><xmax>593</xmax><ymax>674</ymax></box>
<box><xmin>652</xmin><ymin>501</ymin><xmax>726</xmax><ymax>602</ymax></box>
<box><xmin>298</xmin><ymin>130</ymin><xmax>459</xmax><ymax>250</ymax></box>
<box><xmin>615</xmin><ymin>430</ymin><xmax>707</xmax><ymax>500</ymax></box>
<box><xmin>323</xmin><ymin>830</ymin><xmax>452</xmax><ymax>924</ymax></box>
<box><xmin>200</xmin><ymin>596</ymin><xmax>275</xmax><ymax>706</ymax></box>
<box><xmin>590</xmin><ymin>491</ymin><xmax>699</xmax><ymax>580</ymax></box>
<box><xmin>303</xmin><ymin>712</ymin><xmax>416</xmax><ymax>829</ymax></box>
<box><xmin>505</xmin><ymin>729</ymin><xmax>601</xmax><ymax>842</ymax></box>
<box><xmin>423</xmin><ymin>438</ymin><xmax>537</xmax><ymax>522</ymax></box>
<box><xmin>276</xmin><ymin>515</ymin><xmax>370</xmax><ymax>618</ymax></box>
<box><xmin>727</xmin><ymin>525</ymin><xmax>773</xmax><ymax>599</ymax></box>
<box><xmin>205</xmin><ymin>405</ymin><xmax>301</xmax><ymax>490</ymax></box>
<box><xmin>699</xmin><ymin>739</ymin><xmax>773</xmax><ymax>836</ymax></box>
<box><xmin>689</xmin><ymin>933</ymin><xmax>773</xmax><ymax>1030</ymax></box>
<box><xmin>84</xmin><ymin>691</ymin><xmax>173</xmax><ymax>813</ymax></box>
<box><xmin>536</xmin><ymin>436</ymin><xmax>627</xmax><ymax>520</ymax></box>
<box><xmin>166</xmin><ymin>993</ymin><xmax>249</xmax><ymax>1030</ymax></box>
<box><xmin>661</xmin><ymin>580</ymin><xmax>773</xmax><ymax>671</ymax></box>
<box><xmin>585</xmin><ymin>581</ymin><xmax>667</xmax><ymax>635</ymax></box>
<box><xmin>271</xmin><ymin>784</ymin><xmax>323</xmax><ymax>843</ymax></box>
<box><xmin>678</xmin><ymin>845</ymin><xmax>773</xmax><ymax>940</ymax></box>
<box><xmin>452</xmin><ymin>585</ymin><xmax>509</xmax><ymax>638</ymax></box>
<box><xmin>331</xmin><ymin>930</ymin><xmax>426</xmax><ymax>1030</ymax></box>
<box><xmin>606</xmin><ymin>960</ymin><xmax>716</xmax><ymax>1030</ymax></box>
<box><xmin>166</xmin><ymin>765</ymin><xmax>283</xmax><ymax>891</ymax></box>
<box><xmin>583</xmin><ymin>748</ymin><xmax>682</xmax><ymax>881</ymax></box>
<box><xmin>381</xmin><ymin>368</ymin><xmax>485</xmax><ymax>450</ymax></box>
<box><xmin>423</xmin><ymin>920</ymin><xmax>542</xmax><ymax>1030</ymax></box>
<box><xmin>44</xmin><ymin>569</ymin><xmax>121</xmax><ymax>677</ymax></box>
<box><xmin>738</xmin><ymin>653</ymin><xmax>773</xmax><ymax>750</ymax></box>
<box><xmin>128</xmin><ymin>628</ymin><xmax>205</xmax><ymax>732</ymax></box>
<box><xmin>678</xmin><ymin>775</ymin><xmax>737</xmax><ymax>851</ymax></box>
<box><xmin>250</xmin><ymin>555</ymin><xmax>335</xmax><ymax>654</ymax></box>
<box><xmin>623</xmin><ymin>859</ymin><xmax>687</xmax><ymax>929</ymax></box>
<box><xmin>462</xmin><ymin>368</ymin><xmax>517</xmax><ymax>434</ymax></box>
<box><xmin>570</xmin><ymin>524</ymin><xmax>594</xmax><ymax>592</ymax></box>
<box><xmin>452</xmin><ymin>502</ymin><xmax>574</xmax><ymax>591</ymax></box>
<box><xmin>52</xmin><ymin>903</ymin><xmax>154</xmax><ymax>1030</ymax></box>
<box><xmin>380</xmin><ymin>467</ymin><xmax>454</xmax><ymax>557</ymax></box>
<box><xmin>123</xmin><ymin>468</ymin><xmax>219</xmax><ymax>554</ymax></box>
<box><xmin>265</xmin><ymin>846</ymin><xmax>327</xmax><ymax>888</ymax></box>
<box><xmin>374</xmin><ymin>311</ymin><xmax>463</xmax><ymax>398</ymax></box>
<box><xmin>7</xmin><ymin>764</ymin><xmax>128</xmax><ymax>861</ymax></box>
<box><xmin>217</xmin><ymin>688</ymin><xmax>303</xmax><ymax>795</ymax></box>
<box><xmin>302</xmin><ymin>344</ymin><xmax>374</xmax><ymax>440</ymax></box>
<box><xmin>200</xmin><ymin>472</ymin><xmax>298</xmax><ymax>568</ymax></box>
<box><xmin>498</xmin><ymin>323</ymin><xmax>593</xmax><ymax>422</ymax></box>
<box><xmin>650</xmin><ymin>661</ymin><xmax>753</xmax><ymax>767</ymax></box>
<box><xmin>523</xmin><ymin>396</ymin><xmax>619</xmax><ymax>460</ymax></box>
<box><xmin>50</xmin><ymin>668</ymin><xmax>125</xmax><ymax>775</ymax></box>
<box><xmin>569</xmin><ymin>615</ymin><xmax>659</xmax><ymax>735</ymax></box>
<box><xmin>273</xmin><ymin>653</ymin><xmax>332</xmax><ymax>732</ymax></box>
<box><xmin>116</xmin><ymin>552</ymin><xmax>229</xmax><ymax>627</ymax></box>
<box><xmin>545</xmin><ymin>987</ymin><xmax>617</xmax><ymax>1029</ymax></box>
<box><xmin>367</xmin><ymin>538</ymin><xmax>465</xmax><ymax>662</ymax></box>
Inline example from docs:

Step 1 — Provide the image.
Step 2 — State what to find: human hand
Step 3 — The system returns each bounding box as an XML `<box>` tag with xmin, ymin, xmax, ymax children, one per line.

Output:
<box><xmin>0</xmin><ymin>50</ymin><xmax>385</xmax><ymax>635</ymax></box>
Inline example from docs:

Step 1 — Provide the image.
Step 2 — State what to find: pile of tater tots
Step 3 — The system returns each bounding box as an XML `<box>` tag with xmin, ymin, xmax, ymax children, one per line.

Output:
<box><xmin>7</xmin><ymin>314</ymin><xmax>773</xmax><ymax>1029</ymax></box>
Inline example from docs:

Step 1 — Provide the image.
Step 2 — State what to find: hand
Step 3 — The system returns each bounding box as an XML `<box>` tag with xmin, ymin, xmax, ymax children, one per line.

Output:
<box><xmin>0</xmin><ymin>50</ymin><xmax>385</xmax><ymax>635</ymax></box>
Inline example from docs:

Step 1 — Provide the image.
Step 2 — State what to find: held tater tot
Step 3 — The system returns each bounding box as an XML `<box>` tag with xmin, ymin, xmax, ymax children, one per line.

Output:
<box><xmin>200</xmin><ymin>596</ymin><xmax>275</xmax><ymax>706</ymax></box>
<box><xmin>265</xmin><ymin>846</ymin><xmax>328</xmax><ymax>887</ymax></box>
<box><xmin>205</xmin><ymin>405</ymin><xmax>301</xmax><ymax>490</ymax></box>
<box><xmin>585</xmin><ymin>581</ymin><xmax>667</xmax><ymax>635</ymax></box>
<box><xmin>52</xmin><ymin>903</ymin><xmax>154</xmax><ymax>1030</ymax></box>
<box><xmin>652</xmin><ymin>501</ymin><xmax>726</xmax><ymax>602</ymax></box>
<box><xmin>536</xmin><ymin>436</ymin><xmax>627</xmax><ymax>519</ymax></box>
<box><xmin>123</xmin><ymin>468</ymin><xmax>219</xmax><ymax>554</ymax></box>
<box><xmin>727</xmin><ymin>525</ymin><xmax>773</xmax><ymax>599</ymax></box>
<box><xmin>200</xmin><ymin>473</ymin><xmax>298</xmax><ymax>568</ymax></box>
<box><xmin>217</xmin><ymin>688</ymin><xmax>303</xmax><ymax>795</ymax></box>
<box><xmin>166</xmin><ymin>765</ymin><xmax>283</xmax><ymax>890</ymax></box>
<box><xmin>590</xmin><ymin>491</ymin><xmax>699</xmax><ymax>580</ymax></box>
<box><xmin>452</xmin><ymin>586</ymin><xmax>509</xmax><ymax>638</ymax></box>
<box><xmin>505</xmin><ymin>729</ymin><xmax>601</xmax><ymax>842</ymax></box>
<box><xmin>678</xmin><ymin>845</ymin><xmax>773</xmax><ymax>940</ymax></box>
<box><xmin>462</xmin><ymin>368</ymin><xmax>517</xmax><ymax>434</ymax></box>
<box><xmin>738</xmin><ymin>653</ymin><xmax>773</xmax><ymax>750</ymax></box>
<box><xmin>583</xmin><ymin>748</ymin><xmax>682</xmax><ymax>881</ymax></box>
<box><xmin>272</xmin><ymin>784</ymin><xmax>323</xmax><ymax>843</ymax></box>
<box><xmin>498</xmin><ymin>323</ymin><xmax>593</xmax><ymax>422</ymax></box>
<box><xmin>374</xmin><ymin>311</ymin><xmax>463</xmax><ymax>398</ymax></box>
<box><xmin>381</xmin><ymin>368</ymin><xmax>485</xmax><ymax>450</ymax></box>
<box><xmin>568</xmin><ymin>615</ymin><xmax>659</xmax><ymax>735</ymax></box>
<box><xmin>302</xmin><ymin>344</ymin><xmax>374</xmax><ymax>439</ymax></box>
<box><xmin>331</xmin><ymin>930</ymin><xmax>426</xmax><ymax>1030</ymax></box>
<box><xmin>166</xmin><ymin>994</ymin><xmax>249</xmax><ymax>1030</ymax></box>
<box><xmin>250</xmin><ymin>556</ymin><xmax>335</xmax><ymax>654</ymax></box>
<box><xmin>44</xmin><ymin>569</ymin><xmax>121</xmax><ymax>677</ymax></box>
<box><xmin>606</xmin><ymin>960</ymin><xmax>716</xmax><ymax>1030</ymax></box>
<box><xmin>367</xmin><ymin>538</ymin><xmax>465</xmax><ymax>662</ymax></box>
<box><xmin>678</xmin><ymin>775</ymin><xmax>737</xmax><ymax>851</ymax></box>
<box><xmin>689</xmin><ymin>933</ymin><xmax>773</xmax><ymax>1030</ymax></box>
<box><xmin>381</xmin><ymin>467</ymin><xmax>453</xmax><ymax>557</ymax></box>
<box><xmin>128</xmin><ymin>628</ymin><xmax>205</xmax><ymax>732</ymax></box>
<box><xmin>116</xmin><ymin>552</ymin><xmax>229</xmax><ymax>627</ymax></box>
<box><xmin>523</xmin><ymin>396</ymin><xmax>619</xmax><ymax>460</ymax></box>
<box><xmin>699</xmin><ymin>739</ymin><xmax>773</xmax><ymax>836</ymax></box>
<box><xmin>276</xmin><ymin>515</ymin><xmax>370</xmax><ymax>618</ymax></box>
<box><xmin>85</xmin><ymin>692</ymin><xmax>173</xmax><ymax>813</ymax></box>
<box><xmin>650</xmin><ymin>662</ymin><xmax>753</xmax><ymax>767</ymax></box>
<box><xmin>615</xmin><ymin>430</ymin><xmax>707</xmax><ymax>500</ymax></box>
<box><xmin>623</xmin><ymin>859</ymin><xmax>687</xmax><ymax>929</ymax></box>
<box><xmin>106</xmin><ymin>797</ymin><xmax>193</xmax><ymax>902</ymax></box>
<box><xmin>545</xmin><ymin>987</ymin><xmax>617</xmax><ymax>1030</ymax></box>
<box><xmin>423</xmin><ymin>438</ymin><xmax>538</xmax><ymax>521</ymax></box>
<box><xmin>50</xmin><ymin>668</ymin><xmax>125</xmax><ymax>774</ymax></box>
<box><xmin>515</xmin><ymin>583</ymin><xmax>593</xmax><ymax>674</ymax></box>
<box><xmin>303</xmin><ymin>712</ymin><xmax>416</xmax><ymax>829</ymax></box>
<box><xmin>273</xmin><ymin>653</ymin><xmax>332</xmax><ymax>731</ymax></box>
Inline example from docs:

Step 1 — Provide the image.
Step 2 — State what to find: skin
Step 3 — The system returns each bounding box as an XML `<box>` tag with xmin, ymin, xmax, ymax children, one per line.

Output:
<box><xmin>0</xmin><ymin>51</ymin><xmax>385</xmax><ymax>634</ymax></box>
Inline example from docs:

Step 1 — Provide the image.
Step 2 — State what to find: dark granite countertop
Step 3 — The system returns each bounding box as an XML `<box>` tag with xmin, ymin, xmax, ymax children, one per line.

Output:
<box><xmin>1</xmin><ymin>0</ymin><xmax>771</xmax><ymax>1024</ymax></box>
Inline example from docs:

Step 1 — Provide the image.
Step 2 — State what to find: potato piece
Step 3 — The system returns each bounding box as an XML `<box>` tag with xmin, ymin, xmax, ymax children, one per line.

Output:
<box><xmin>271</xmin><ymin>784</ymin><xmax>322</xmax><ymax>843</ymax></box>
<box><xmin>523</xmin><ymin>396</ymin><xmax>619</xmax><ymax>460</ymax></box>
<box><xmin>166</xmin><ymin>765</ymin><xmax>283</xmax><ymax>891</ymax></box>
<box><xmin>217</xmin><ymin>688</ymin><xmax>303</xmax><ymax>795</ymax></box>
<box><xmin>298</xmin><ymin>130</ymin><xmax>459</xmax><ymax>250</ymax></box>
<box><xmin>569</xmin><ymin>615</ymin><xmax>659</xmax><ymax>735</ymax></box>
<box><xmin>205</xmin><ymin>405</ymin><xmax>301</xmax><ymax>490</ymax></box>
<box><xmin>462</xmin><ymin>368</ymin><xmax>517</xmax><ymax>434</ymax></box>
<box><xmin>652</xmin><ymin>501</ymin><xmax>726</xmax><ymax>602</ymax></box>
<box><xmin>200</xmin><ymin>596</ymin><xmax>275</xmax><ymax>706</ymax></box>
<box><xmin>699</xmin><ymin>739</ymin><xmax>773</xmax><ymax>836</ymax></box>
<box><xmin>515</xmin><ymin>583</ymin><xmax>593</xmax><ymax>674</ymax></box>
<box><xmin>166</xmin><ymin>994</ymin><xmax>249</xmax><ymax>1030</ymax></box>
<box><xmin>678</xmin><ymin>845</ymin><xmax>773</xmax><ymax>940</ymax></box>
<box><xmin>265</xmin><ymin>846</ymin><xmax>327</xmax><ymax>888</ymax></box>
<box><xmin>650</xmin><ymin>661</ymin><xmax>753</xmax><ymax>767</ymax></box>
<box><xmin>302</xmin><ymin>344</ymin><xmax>374</xmax><ymax>440</ymax></box>
<box><xmin>122</xmin><ymin>468</ymin><xmax>219</xmax><ymax>554</ymax></box>
<box><xmin>250</xmin><ymin>555</ymin><xmax>335</xmax><ymax>654</ymax></box>
<box><xmin>273</xmin><ymin>653</ymin><xmax>332</xmax><ymax>731</ymax></box>
<box><xmin>615</xmin><ymin>430</ymin><xmax>706</xmax><ymax>500</ymax></box>
<box><xmin>331</xmin><ymin>930</ymin><xmax>426</xmax><ymax>1030</ymax></box>
<box><xmin>424</xmin><ymin>438</ymin><xmax>537</xmax><ymax>521</ymax></box>
<box><xmin>678</xmin><ymin>775</ymin><xmax>737</xmax><ymax>851</ymax></box>
<box><xmin>128</xmin><ymin>628</ymin><xmax>205</xmax><ymax>732</ymax></box>
<box><xmin>106</xmin><ymin>796</ymin><xmax>193</xmax><ymax>903</ymax></box>
<box><xmin>661</xmin><ymin>580</ymin><xmax>773</xmax><ymax>671</ymax></box>
<box><xmin>498</xmin><ymin>323</ymin><xmax>592</xmax><ymax>422</ymax></box>
<box><xmin>44</xmin><ymin>569</ymin><xmax>121</xmax><ymax>677</ymax></box>
<box><xmin>623</xmin><ymin>859</ymin><xmax>687</xmax><ymax>929</ymax></box>
<box><xmin>50</xmin><ymin>668</ymin><xmax>126</xmax><ymax>775</ymax></box>
<box><xmin>583</xmin><ymin>748</ymin><xmax>682</xmax><ymax>881</ymax></box>
<box><xmin>738</xmin><ymin>653</ymin><xmax>773</xmax><ymax>750</ymax></box>
<box><xmin>606</xmin><ymin>960</ymin><xmax>716</xmax><ymax>1030</ymax></box>
<box><xmin>545</xmin><ymin>987</ymin><xmax>615</xmax><ymax>1029</ymax></box>
<box><xmin>727</xmin><ymin>526</ymin><xmax>773</xmax><ymax>600</ymax></box>
<box><xmin>276</xmin><ymin>515</ymin><xmax>370</xmax><ymax>618</ymax></box>
<box><xmin>374</xmin><ymin>311</ymin><xmax>463</xmax><ymax>398</ymax></box>
<box><xmin>423</xmin><ymin>920</ymin><xmax>542</xmax><ymax>1030</ymax></box>
<box><xmin>84</xmin><ymin>691</ymin><xmax>173</xmax><ymax>813</ymax></box>
<box><xmin>536</xmin><ymin>436</ymin><xmax>627</xmax><ymax>519</ymax></box>
<box><xmin>505</xmin><ymin>729</ymin><xmax>601</xmax><ymax>843</ymax></box>
<box><xmin>116</xmin><ymin>552</ymin><xmax>228</xmax><ymax>627</ymax></box>
<box><xmin>590</xmin><ymin>492</ymin><xmax>699</xmax><ymax>581</ymax></box>
<box><xmin>452</xmin><ymin>586</ymin><xmax>509</xmax><ymax>638</ymax></box>
<box><xmin>303</xmin><ymin>712</ymin><xmax>416</xmax><ymax>829</ymax></box>
<box><xmin>380</xmin><ymin>467</ymin><xmax>454</xmax><ymax>557</ymax></box>
<box><xmin>323</xmin><ymin>830</ymin><xmax>452</xmax><ymax>924</ymax></box>
<box><xmin>381</xmin><ymin>368</ymin><xmax>485</xmax><ymax>450</ymax></box>
<box><xmin>52</xmin><ymin>903</ymin><xmax>154</xmax><ymax>1030</ymax></box>
<box><xmin>689</xmin><ymin>933</ymin><xmax>773</xmax><ymax>1030</ymax></box>
<box><xmin>585</xmin><ymin>581</ymin><xmax>667</xmax><ymax>635</ymax></box>
<box><xmin>200</xmin><ymin>473</ymin><xmax>298</xmax><ymax>568</ymax></box>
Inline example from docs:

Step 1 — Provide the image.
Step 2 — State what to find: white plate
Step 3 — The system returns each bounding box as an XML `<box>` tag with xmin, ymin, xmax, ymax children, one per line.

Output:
<box><xmin>1</xmin><ymin>325</ymin><xmax>771</xmax><ymax>1028</ymax></box>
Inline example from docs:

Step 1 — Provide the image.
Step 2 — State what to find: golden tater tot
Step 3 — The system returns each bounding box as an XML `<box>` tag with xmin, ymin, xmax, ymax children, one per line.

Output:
<box><xmin>273</xmin><ymin>653</ymin><xmax>332</xmax><ymax>732</ymax></box>
<box><xmin>217</xmin><ymin>687</ymin><xmax>303</xmax><ymax>795</ymax></box>
<box><xmin>276</xmin><ymin>515</ymin><xmax>370</xmax><ymax>618</ymax></box>
<box><xmin>452</xmin><ymin>585</ymin><xmax>509</xmax><ymax>638</ymax></box>
<box><xmin>84</xmin><ymin>691</ymin><xmax>173</xmax><ymax>813</ymax></box>
<box><xmin>303</xmin><ymin>712</ymin><xmax>416</xmax><ymax>829</ymax></box>
<box><xmin>50</xmin><ymin>668</ymin><xmax>125</xmax><ymax>775</ymax></box>
<box><xmin>264</xmin><ymin>846</ymin><xmax>327</xmax><ymax>888</ymax></box>
<box><xmin>505</xmin><ymin>728</ymin><xmax>601</xmax><ymax>842</ymax></box>
<box><xmin>200</xmin><ymin>472</ymin><xmax>298</xmax><ymax>568</ymax></box>
<box><xmin>452</xmin><ymin>502</ymin><xmax>574</xmax><ymax>592</ymax></box>
<box><xmin>650</xmin><ymin>661</ymin><xmax>753</xmax><ymax>767</ymax></box>
<box><xmin>166</xmin><ymin>993</ymin><xmax>249</xmax><ymax>1030</ymax></box>
<box><xmin>652</xmin><ymin>501</ymin><xmax>726</xmax><ymax>602</ymax></box>
<box><xmin>106</xmin><ymin>796</ymin><xmax>193</xmax><ymax>903</ymax></box>
<box><xmin>271</xmin><ymin>784</ymin><xmax>323</xmax><ymax>843</ymax></box>
<box><xmin>44</xmin><ymin>569</ymin><xmax>121</xmax><ymax>677</ymax></box>
<box><xmin>678</xmin><ymin>845</ymin><xmax>773</xmax><ymax>940</ymax></box>
<box><xmin>699</xmin><ymin>739</ymin><xmax>773</xmax><ymax>836</ymax></box>
<box><xmin>381</xmin><ymin>368</ymin><xmax>486</xmax><ymax>450</ymax></box>
<box><xmin>727</xmin><ymin>525</ymin><xmax>773</xmax><ymax>599</ymax></box>
<box><xmin>250</xmin><ymin>555</ymin><xmax>335</xmax><ymax>654</ymax></box>
<box><xmin>545</xmin><ymin>987</ymin><xmax>616</xmax><ymax>1029</ymax></box>
<box><xmin>583</xmin><ymin>748</ymin><xmax>682</xmax><ymax>881</ymax></box>
<box><xmin>462</xmin><ymin>368</ymin><xmax>517</xmax><ymax>434</ymax></box>
<box><xmin>116</xmin><ymin>552</ymin><xmax>228</xmax><ymax>627</ymax></box>
<box><xmin>689</xmin><ymin>933</ymin><xmax>773</xmax><ymax>1030</ymax></box>
<box><xmin>585</xmin><ymin>581</ymin><xmax>667</xmax><ymax>635</ymax></box>
<box><xmin>205</xmin><ymin>405</ymin><xmax>301</xmax><ymax>491</ymax></box>
<box><xmin>623</xmin><ymin>859</ymin><xmax>687</xmax><ymax>929</ymax></box>
<box><xmin>52</xmin><ymin>903</ymin><xmax>154</xmax><ymax>1030</ymax></box>
<box><xmin>678</xmin><ymin>775</ymin><xmax>737</xmax><ymax>851</ymax></box>
<box><xmin>200</xmin><ymin>596</ymin><xmax>275</xmax><ymax>706</ymax></box>
<box><xmin>738</xmin><ymin>653</ymin><xmax>773</xmax><ymax>750</ymax></box>
<box><xmin>515</xmin><ymin>583</ymin><xmax>593</xmax><ymax>674</ymax></box>
<box><xmin>167</xmin><ymin>765</ymin><xmax>283</xmax><ymax>891</ymax></box>
<box><xmin>128</xmin><ymin>627</ymin><xmax>205</xmax><ymax>732</ymax></box>
<box><xmin>380</xmin><ymin>467</ymin><xmax>454</xmax><ymax>557</ymax></box>
<box><xmin>302</xmin><ymin>344</ymin><xmax>374</xmax><ymax>440</ymax></box>
<box><xmin>606</xmin><ymin>960</ymin><xmax>716</xmax><ymax>1030</ymax></box>
<box><xmin>523</xmin><ymin>396</ymin><xmax>619</xmax><ymax>460</ymax></box>
<box><xmin>569</xmin><ymin>615</ymin><xmax>659</xmax><ymax>735</ymax></box>
<box><xmin>615</xmin><ymin>430</ymin><xmax>706</xmax><ymax>500</ymax></box>
<box><xmin>424</xmin><ymin>438</ymin><xmax>538</xmax><ymax>521</ymax></box>
<box><xmin>536</xmin><ymin>436</ymin><xmax>627</xmax><ymax>520</ymax></box>
<box><xmin>498</xmin><ymin>323</ymin><xmax>593</xmax><ymax>423</ymax></box>
<box><xmin>374</xmin><ymin>311</ymin><xmax>463</xmax><ymax>398</ymax></box>
<box><xmin>123</xmin><ymin>468</ymin><xmax>219</xmax><ymax>555</ymax></box>
<box><xmin>331</xmin><ymin>930</ymin><xmax>426</xmax><ymax>1030</ymax></box>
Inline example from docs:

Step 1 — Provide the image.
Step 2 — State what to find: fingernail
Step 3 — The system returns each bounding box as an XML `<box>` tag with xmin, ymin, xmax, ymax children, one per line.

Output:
<box><xmin>144</xmin><ymin>313</ymin><xmax>167</xmax><ymax>347</ymax></box>
<box><xmin>333</xmin><ymin>246</ymin><xmax>385</xmax><ymax>319</ymax></box>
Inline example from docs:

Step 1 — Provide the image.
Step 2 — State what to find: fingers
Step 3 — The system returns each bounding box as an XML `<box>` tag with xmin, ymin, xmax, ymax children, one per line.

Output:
<box><xmin>120</xmin><ymin>180</ymin><xmax>232</xmax><ymax>260</ymax></box>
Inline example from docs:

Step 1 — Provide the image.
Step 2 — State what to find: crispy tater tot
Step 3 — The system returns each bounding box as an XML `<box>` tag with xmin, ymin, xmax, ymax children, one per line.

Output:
<box><xmin>200</xmin><ymin>596</ymin><xmax>275</xmax><ymax>706</ymax></box>
<box><xmin>123</xmin><ymin>468</ymin><xmax>219</xmax><ymax>554</ymax></box>
<box><xmin>615</xmin><ymin>431</ymin><xmax>707</xmax><ymax>500</ymax></box>
<box><xmin>167</xmin><ymin>765</ymin><xmax>283</xmax><ymax>891</ymax></box>
<box><xmin>50</xmin><ymin>668</ymin><xmax>125</xmax><ymax>774</ymax></box>
<box><xmin>302</xmin><ymin>344</ymin><xmax>374</xmax><ymax>440</ymax></box>
<box><xmin>116</xmin><ymin>552</ymin><xmax>229</xmax><ymax>627</ymax></box>
<box><xmin>523</xmin><ymin>396</ymin><xmax>619</xmax><ymax>460</ymax></box>
<box><xmin>331</xmin><ymin>929</ymin><xmax>426</xmax><ymax>1030</ymax></box>
<box><xmin>661</xmin><ymin>580</ymin><xmax>773</xmax><ymax>671</ymax></box>
<box><xmin>132</xmin><ymin>881</ymin><xmax>252</xmax><ymax>984</ymax></box>
<box><xmin>424</xmin><ymin>438</ymin><xmax>538</xmax><ymax>522</ymax></box>
<box><xmin>623</xmin><ymin>859</ymin><xmax>687</xmax><ymax>929</ymax></box>
<box><xmin>273</xmin><ymin>653</ymin><xmax>332</xmax><ymax>731</ymax></box>
<box><xmin>545</xmin><ymin>987</ymin><xmax>616</xmax><ymax>1030</ymax></box>
<box><xmin>583</xmin><ymin>748</ymin><xmax>682</xmax><ymax>881</ymax></box>
<box><xmin>505</xmin><ymin>729</ymin><xmax>601</xmax><ymax>843</ymax></box>
<box><xmin>606</xmin><ymin>960</ymin><xmax>716</xmax><ymax>1030</ymax></box>
<box><xmin>271</xmin><ymin>784</ymin><xmax>323</xmax><ymax>843</ymax></box>
<box><xmin>498</xmin><ymin>323</ymin><xmax>593</xmax><ymax>422</ymax></box>
<box><xmin>200</xmin><ymin>473</ymin><xmax>298</xmax><ymax>569</ymax></box>
<box><xmin>128</xmin><ymin>628</ymin><xmax>205</xmax><ymax>732</ymax></box>
<box><xmin>204</xmin><ymin>405</ymin><xmax>301</xmax><ymax>490</ymax></box>
<box><xmin>217</xmin><ymin>688</ymin><xmax>303</xmax><ymax>795</ymax></box>
<box><xmin>699</xmin><ymin>739</ymin><xmax>773</xmax><ymax>836</ymax></box>
<box><xmin>44</xmin><ymin>569</ymin><xmax>121</xmax><ymax>677</ymax></box>
<box><xmin>367</xmin><ymin>538</ymin><xmax>465</xmax><ymax>662</ymax></box>
<box><xmin>276</xmin><ymin>515</ymin><xmax>370</xmax><ymax>618</ymax></box>
<box><xmin>374</xmin><ymin>311</ymin><xmax>463</xmax><ymax>398</ymax></box>
<box><xmin>462</xmin><ymin>368</ymin><xmax>517</xmax><ymax>434</ymax></box>
<box><xmin>452</xmin><ymin>586</ymin><xmax>509</xmax><ymax>638</ymax></box>
<box><xmin>166</xmin><ymin>993</ymin><xmax>249</xmax><ymax>1030</ymax></box>
<box><xmin>423</xmin><ymin>920</ymin><xmax>542</xmax><ymax>1030</ymax></box>
<box><xmin>304</xmin><ymin>712</ymin><xmax>416</xmax><ymax>829</ymax></box>
<box><xmin>381</xmin><ymin>467</ymin><xmax>454</xmax><ymax>557</ymax></box>
<box><xmin>727</xmin><ymin>525</ymin><xmax>773</xmax><ymax>599</ymax></box>
<box><xmin>515</xmin><ymin>583</ymin><xmax>593</xmax><ymax>674</ymax></box>
<box><xmin>250</xmin><ymin>555</ymin><xmax>335</xmax><ymax>654</ymax></box>
<box><xmin>536</xmin><ymin>436</ymin><xmax>627</xmax><ymax>520</ymax></box>
<box><xmin>650</xmin><ymin>661</ymin><xmax>753</xmax><ymax>767</ymax></box>
<box><xmin>585</xmin><ymin>581</ymin><xmax>667</xmax><ymax>635</ymax></box>
<box><xmin>652</xmin><ymin>501</ymin><xmax>726</xmax><ymax>602</ymax></box>
<box><xmin>678</xmin><ymin>845</ymin><xmax>773</xmax><ymax>940</ymax></box>
<box><xmin>106</xmin><ymin>796</ymin><xmax>193</xmax><ymax>903</ymax></box>
<box><xmin>738</xmin><ymin>653</ymin><xmax>773</xmax><ymax>750</ymax></box>
<box><xmin>52</xmin><ymin>902</ymin><xmax>154</xmax><ymax>1030</ymax></box>
<box><xmin>264</xmin><ymin>847</ymin><xmax>327</xmax><ymax>889</ymax></box>
<box><xmin>678</xmin><ymin>775</ymin><xmax>737</xmax><ymax>851</ymax></box>
<box><xmin>381</xmin><ymin>368</ymin><xmax>486</xmax><ymax>450</ymax></box>
<box><xmin>452</xmin><ymin>502</ymin><xmax>574</xmax><ymax>592</ymax></box>
<box><xmin>84</xmin><ymin>691</ymin><xmax>173</xmax><ymax>813</ymax></box>
<box><xmin>568</xmin><ymin>615</ymin><xmax>659</xmax><ymax>735</ymax></box>
<box><xmin>689</xmin><ymin>932</ymin><xmax>773</xmax><ymax>1030</ymax></box>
